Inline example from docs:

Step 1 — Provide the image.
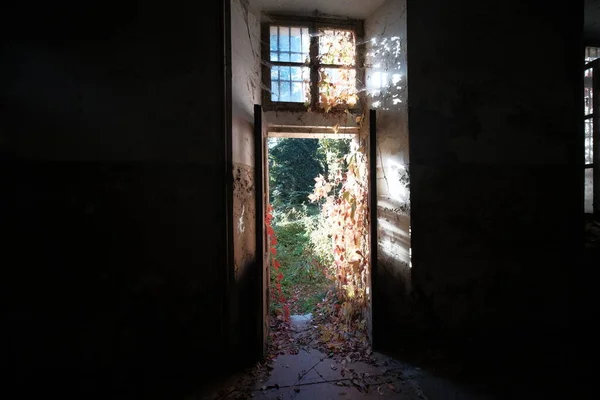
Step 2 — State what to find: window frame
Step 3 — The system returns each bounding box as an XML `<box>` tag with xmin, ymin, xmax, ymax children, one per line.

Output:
<box><xmin>585</xmin><ymin>46</ymin><xmax>600</xmax><ymax>216</ymax></box>
<box><xmin>261</xmin><ymin>15</ymin><xmax>365</xmax><ymax>113</ymax></box>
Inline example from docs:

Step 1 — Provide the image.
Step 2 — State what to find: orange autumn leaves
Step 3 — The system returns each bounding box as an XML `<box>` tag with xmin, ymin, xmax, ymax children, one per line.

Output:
<box><xmin>309</xmin><ymin>143</ymin><xmax>370</xmax><ymax>320</ymax></box>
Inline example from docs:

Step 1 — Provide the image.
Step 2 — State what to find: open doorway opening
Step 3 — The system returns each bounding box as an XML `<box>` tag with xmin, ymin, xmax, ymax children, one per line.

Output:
<box><xmin>264</xmin><ymin>131</ymin><xmax>373</xmax><ymax>358</ymax></box>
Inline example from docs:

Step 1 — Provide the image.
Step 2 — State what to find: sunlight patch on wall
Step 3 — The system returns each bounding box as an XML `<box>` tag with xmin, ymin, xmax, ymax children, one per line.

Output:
<box><xmin>365</xmin><ymin>36</ymin><xmax>405</xmax><ymax>111</ymax></box>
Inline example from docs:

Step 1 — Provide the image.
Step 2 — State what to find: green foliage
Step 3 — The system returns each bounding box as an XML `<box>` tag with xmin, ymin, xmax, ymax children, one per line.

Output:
<box><xmin>271</xmin><ymin>207</ymin><xmax>327</xmax><ymax>302</ymax></box>
<box><xmin>269</xmin><ymin>139</ymin><xmax>323</xmax><ymax>208</ymax></box>
<box><xmin>268</xmin><ymin>138</ymin><xmax>353</xmax><ymax>316</ymax></box>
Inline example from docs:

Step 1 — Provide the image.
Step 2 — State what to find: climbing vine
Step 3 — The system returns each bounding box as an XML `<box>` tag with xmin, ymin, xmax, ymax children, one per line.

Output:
<box><xmin>304</xmin><ymin>29</ymin><xmax>360</xmax><ymax>112</ymax></box>
<box><xmin>265</xmin><ymin>203</ymin><xmax>290</xmax><ymax>321</ymax></box>
<box><xmin>309</xmin><ymin>140</ymin><xmax>370</xmax><ymax>323</ymax></box>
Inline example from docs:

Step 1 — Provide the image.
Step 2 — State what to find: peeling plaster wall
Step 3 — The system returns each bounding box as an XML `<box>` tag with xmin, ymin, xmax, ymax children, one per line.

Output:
<box><xmin>230</xmin><ymin>0</ymin><xmax>262</xmax><ymax>361</ymax></box>
<box><xmin>1</xmin><ymin>0</ymin><xmax>229</xmax><ymax>396</ymax></box>
<box><xmin>231</xmin><ymin>0</ymin><xmax>260</xmax><ymax>275</ymax></box>
<box><xmin>365</xmin><ymin>0</ymin><xmax>412</xmax><ymax>347</ymax></box>
<box><xmin>406</xmin><ymin>0</ymin><xmax>579</xmax><ymax>357</ymax></box>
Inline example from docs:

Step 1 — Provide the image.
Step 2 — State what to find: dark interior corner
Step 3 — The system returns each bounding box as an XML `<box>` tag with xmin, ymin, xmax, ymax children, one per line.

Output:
<box><xmin>0</xmin><ymin>0</ymin><xmax>593</xmax><ymax>398</ymax></box>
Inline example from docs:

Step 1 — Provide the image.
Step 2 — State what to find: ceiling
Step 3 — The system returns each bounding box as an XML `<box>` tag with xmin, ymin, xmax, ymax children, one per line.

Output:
<box><xmin>251</xmin><ymin>0</ymin><xmax>387</xmax><ymax>19</ymax></box>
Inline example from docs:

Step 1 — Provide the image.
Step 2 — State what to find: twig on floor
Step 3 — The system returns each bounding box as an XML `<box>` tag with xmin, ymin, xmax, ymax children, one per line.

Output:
<box><xmin>259</xmin><ymin>377</ymin><xmax>351</xmax><ymax>391</ymax></box>
<box><xmin>291</xmin><ymin>355</ymin><xmax>327</xmax><ymax>387</ymax></box>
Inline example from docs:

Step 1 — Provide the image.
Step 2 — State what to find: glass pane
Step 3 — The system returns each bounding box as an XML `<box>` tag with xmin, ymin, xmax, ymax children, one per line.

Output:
<box><xmin>291</xmin><ymin>67</ymin><xmax>304</xmax><ymax>81</ymax></box>
<box><xmin>302</xmin><ymin>28</ymin><xmax>310</xmax><ymax>54</ymax></box>
<box><xmin>271</xmin><ymin>81</ymin><xmax>280</xmax><ymax>101</ymax></box>
<box><xmin>585</xmin><ymin>68</ymin><xmax>593</xmax><ymax>115</ymax></box>
<box><xmin>270</xmin><ymin>52</ymin><xmax>278</xmax><ymax>61</ymax></box>
<box><xmin>271</xmin><ymin>66</ymin><xmax>309</xmax><ymax>103</ymax></box>
<box><xmin>279</xmin><ymin>66</ymin><xmax>290</xmax><ymax>81</ymax></box>
<box><xmin>279</xmin><ymin>27</ymin><xmax>290</xmax><ymax>52</ymax></box>
<box><xmin>585</xmin><ymin>168</ymin><xmax>594</xmax><ymax>214</ymax></box>
<box><xmin>279</xmin><ymin>52</ymin><xmax>290</xmax><ymax>62</ymax></box>
<box><xmin>319</xmin><ymin>68</ymin><xmax>358</xmax><ymax>108</ymax></box>
<box><xmin>291</xmin><ymin>53</ymin><xmax>302</xmax><ymax>62</ymax></box>
<box><xmin>586</xmin><ymin>119</ymin><xmax>594</xmax><ymax>164</ymax></box>
<box><xmin>319</xmin><ymin>29</ymin><xmax>356</xmax><ymax>66</ymax></box>
<box><xmin>291</xmin><ymin>82</ymin><xmax>304</xmax><ymax>103</ymax></box>
<box><xmin>280</xmin><ymin>81</ymin><xmax>291</xmax><ymax>102</ymax></box>
<box><xmin>585</xmin><ymin>47</ymin><xmax>600</xmax><ymax>64</ymax></box>
<box><xmin>270</xmin><ymin>26</ymin><xmax>278</xmax><ymax>51</ymax></box>
<box><xmin>290</xmin><ymin>27</ymin><xmax>301</xmax><ymax>53</ymax></box>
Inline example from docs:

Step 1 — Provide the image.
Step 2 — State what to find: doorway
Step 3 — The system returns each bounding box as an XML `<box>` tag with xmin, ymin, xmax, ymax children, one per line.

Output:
<box><xmin>255</xmin><ymin>105</ymin><xmax>377</xmax><ymax>359</ymax></box>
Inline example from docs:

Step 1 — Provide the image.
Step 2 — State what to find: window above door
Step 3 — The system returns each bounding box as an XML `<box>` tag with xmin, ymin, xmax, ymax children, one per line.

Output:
<box><xmin>261</xmin><ymin>16</ymin><xmax>364</xmax><ymax>113</ymax></box>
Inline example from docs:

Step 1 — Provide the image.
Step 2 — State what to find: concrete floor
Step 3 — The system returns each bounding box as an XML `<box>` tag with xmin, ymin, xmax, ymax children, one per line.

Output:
<box><xmin>199</xmin><ymin>314</ymin><xmax>492</xmax><ymax>400</ymax></box>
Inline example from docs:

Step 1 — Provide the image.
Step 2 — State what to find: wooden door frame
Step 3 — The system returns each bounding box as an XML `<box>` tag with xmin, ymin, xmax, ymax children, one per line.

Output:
<box><xmin>254</xmin><ymin>108</ymin><xmax>378</xmax><ymax>357</ymax></box>
<box><xmin>254</xmin><ymin>104</ymin><xmax>269</xmax><ymax>358</ymax></box>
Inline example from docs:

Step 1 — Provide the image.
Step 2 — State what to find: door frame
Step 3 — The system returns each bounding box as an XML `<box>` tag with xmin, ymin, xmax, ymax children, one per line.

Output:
<box><xmin>254</xmin><ymin>106</ymin><xmax>378</xmax><ymax>357</ymax></box>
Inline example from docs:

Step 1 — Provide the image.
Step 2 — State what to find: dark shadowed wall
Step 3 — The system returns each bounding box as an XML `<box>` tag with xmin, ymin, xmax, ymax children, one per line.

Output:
<box><xmin>1</xmin><ymin>1</ymin><xmax>229</xmax><ymax>397</ymax></box>
<box><xmin>403</xmin><ymin>0</ymin><xmax>581</xmax><ymax>361</ymax></box>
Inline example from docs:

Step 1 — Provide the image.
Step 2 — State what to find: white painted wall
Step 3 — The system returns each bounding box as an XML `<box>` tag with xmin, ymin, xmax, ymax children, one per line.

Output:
<box><xmin>232</xmin><ymin>0</ymin><xmax>262</xmax><ymax>167</ymax></box>
<box><xmin>366</xmin><ymin>0</ymin><xmax>411</xmax><ymax>269</ymax></box>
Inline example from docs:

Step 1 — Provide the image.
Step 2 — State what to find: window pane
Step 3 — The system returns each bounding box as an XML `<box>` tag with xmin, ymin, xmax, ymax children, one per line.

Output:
<box><xmin>585</xmin><ymin>68</ymin><xmax>593</xmax><ymax>115</ymax></box>
<box><xmin>585</xmin><ymin>168</ymin><xmax>594</xmax><ymax>214</ymax></box>
<box><xmin>585</xmin><ymin>119</ymin><xmax>594</xmax><ymax>164</ymax></box>
<box><xmin>319</xmin><ymin>68</ymin><xmax>358</xmax><ymax>108</ymax></box>
<box><xmin>319</xmin><ymin>29</ymin><xmax>356</xmax><ymax>66</ymax></box>
<box><xmin>270</xmin><ymin>52</ymin><xmax>278</xmax><ymax>61</ymax></box>
<box><xmin>302</xmin><ymin>28</ymin><xmax>310</xmax><ymax>54</ymax></box>
<box><xmin>270</xmin><ymin>26</ymin><xmax>278</xmax><ymax>51</ymax></box>
<box><xmin>279</xmin><ymin>52</ymin><xmax>290</xmax><ymax>62</ymax></box>
<box><xmin>271</xmin><ymin>66</ymin><xmax>309</xmax><ymax>103</ymax></box>
<box><xmin>290</xmin><ymin>27</ymin><xmax>301</xmax><ymax>53</ymax></box>
<box><xmin>279</xmin><ymin>66</ymin><xmax>290</xmax><ymax>81</ymax></box>
<box><xmin>291</xmin><ymin>53</ymin><xmax>303</xmax><ymax>62</ymax></box>
<box><xmin>280</xmin><ymin>81</ymin><xmax>291</xmax><ymax>102</ymax></box>
<box><xmin>291</xmin><ymin>82</ymin><xmax>304</xmax><ymax>103</ymax></box>
<box><xmin>279</xmin><ymin>27</ymin><xmax>290</xmax><ymax>52</ymax></box>
<box><xmin>291</xmin><ymin>67</ymin><xmax>305</xmax><ymax>81</ymax></box>
<box><xmin>271</xmin><ymin>81</ymin><xmax>280</xmax><ymax>102</ymax></box>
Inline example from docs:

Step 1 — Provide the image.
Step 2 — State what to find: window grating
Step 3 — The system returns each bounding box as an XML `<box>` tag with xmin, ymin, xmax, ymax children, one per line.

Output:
<box><xmin>269</xmin><ymin>26</ymin><xmax>310</xmax><ymax>63</ymax></box>
<box><xmin>269</xmin><ymin>26</ymin><xmax>310</xmax><ymax>103</ymax></box>
<box><xmin>270</xmin><ymin>66</ymin><xmax>309</xmax><ymax>102</ymax></box>
<box><xmin>264</xmin><ymin>20</ymin><xmax>361</xmax><ymax>109</ymax></box>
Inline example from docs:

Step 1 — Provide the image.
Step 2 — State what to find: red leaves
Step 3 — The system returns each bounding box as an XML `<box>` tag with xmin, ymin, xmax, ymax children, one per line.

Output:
<box><xmin>265</xmin><ymin>203</ymin><xmax>288</xmax><ymax>322</ymax></box>
<box><xmin>282</xmin><ymin>304</ymin><xmax>290</xmax><ymax>321</ymax></box>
